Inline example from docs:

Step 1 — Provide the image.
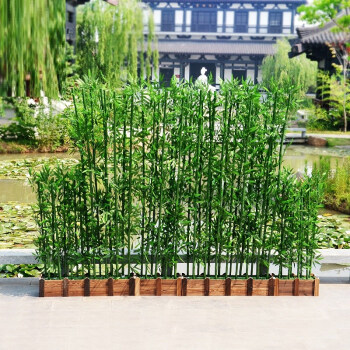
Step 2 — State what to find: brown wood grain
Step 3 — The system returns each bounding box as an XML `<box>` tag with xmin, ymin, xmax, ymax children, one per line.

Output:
<box><xmin>278</xmin><ymin>280</ymin><xmax>293</xmax><ymax>296</ymax></box>
<box><xmin>225</xmin><ymin>278</ymin><xmax>231</xmax><ymax>296</ymax></box>
<box><xmin>186</xmin><ymin>279</ymin><xmax>205</xmax><ymax>296</ymax></box>
<box><xmin>231</xmin><ymin>280</ymin><xmax>247</xmax><ymax>296</ymax></box>
<box><xmin>205</xmin><ymin>278</ymin><xmax>210</xmax><ymax>296</ymax></box>
<box><xmin>209</xmin><ymin>280</ymin><xmax>226</xmax><ymax>296</ymax></box>
<box><xmin>40</xmin><ymin>278</ymin><xmax>318</xmax><ymax>297</ymax></box>
<box><xmin>90</xmin><ymin>280</ymin><xmax>109</xmax><ymax>296</ymax></box>
<box><xmin>159</xmin><ymin>279</ymin><xmax>176</xmax><ymax>296</ymax></box>
<box><xmin>268</xmin><ymin>278</ymin><xmax>274</xmax><ymax>296</ymax></box>
<box><xmin>84</xmin><ymin>278</ymin><xmax>90</xmax><ymax>297</ymax></box>
<box><xmin>43</xmin><ymin>280</ymin><xmax>62</xmax><ymax>297</ymax></box>
<box><xmin>156</xmin><ymin>278</ymin><xmax>162</xmax><ymax>296</ymax></box>
<box><xmin>182</xmin><ymin>278</ymin><xmax>188</xmax><ymax>296</ymax></box>
<box><xmin>68</xmin><ymin>280</ymin><xmax>84</xmax><ymax>297</ymax></box>
<box><xmin>293</xmin><ymin>278</ymin><xmax>299</xmax><ymax>296</ymax></box>
<box><xmin>176</xmin><ymin>278</ymin><xmax>182</xmax><ymax>296</ymax></box>
<box><xmin>252</xmin><ymin>280</ymin><xmax>269</xmax><ymax>296</ymax></box>
<box><xmin>113</xmin><ymin>279</ymin><xmax>129</xmax><ymax>296</ymax></box>
<box><xmin>108</xmin><ymin>278</ymin><xmax>114</xmax><ymax>296</ymax></box>
<box><xmin>313</xmin><ymin>278</ymin><xmax>319</xmax><ymax>296</ymax></box>
<box><xmin>39</xmin><ymin>278</ymin><xmax>45</xmax><ymax>297</ymax></box>
<box><xmin>247</xmin><ymin>277</ymin><xmax>253</xmax><ymax>296</ymax></box>
<box><xmin>274</xmin><ymin>278</ymin><xmax>279</xmax><ymax>296</ymax></box>
<box><xmin>62</xmin><ymin>278</ymin><xmax>69</xmax><ymax>297</ymax></box>
<box><xmin>299</xmin><ymin>280</ymin><xmax>314</xmax><ymax>296</ymax></box>
<box><xmin>140</xmin><ymin>279</ymin><xmax>157</xmax><ymax>296</ymax></box>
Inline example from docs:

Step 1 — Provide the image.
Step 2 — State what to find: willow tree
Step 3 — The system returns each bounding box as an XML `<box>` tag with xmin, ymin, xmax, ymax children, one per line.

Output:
<box><xmin>76</xmin><ymin>0</ymin><xmax>158</xmax><ymax>84</ymax></box>
<box><xmin>261</xmin><ymin>38</ymin><xmax>317</xmax><ymax>98</ymax></box>
<box><xmin>0</xmin><ymin>0</ymin><xmax>66</xmax><ymax>97</ymax></box>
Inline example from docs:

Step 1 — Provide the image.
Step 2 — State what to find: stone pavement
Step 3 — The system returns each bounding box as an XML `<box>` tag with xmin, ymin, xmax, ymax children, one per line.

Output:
<box><xmin>0</xmin><ymin>280</ymin><xmax>349</xmax><ymax>350</ymax></box>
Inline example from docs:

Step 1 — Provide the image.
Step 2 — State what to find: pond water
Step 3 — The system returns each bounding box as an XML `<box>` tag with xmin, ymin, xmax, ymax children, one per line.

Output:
<box><xmin>0</xmin><ymin>145</ymin><xmax>349</xmax><ymax>204</ymax></box>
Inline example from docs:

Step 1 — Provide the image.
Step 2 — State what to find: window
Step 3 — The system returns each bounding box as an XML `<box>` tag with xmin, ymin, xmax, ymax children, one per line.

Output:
<box><xmin>234</xmin><ymin>11</ymin><xmax>248</xmax><ymax>33</ymax></box>
<box><xmin>268</xmin><ymin>12</ymin><xmax>282</xmax><ymax>33</ymax></box>
<box><xmin>161</xmin><ymin>9</ymin><xmax>175</xmax><ymax>32</ymax></box>
<box><xmin>191</xmin><ymin>11</ymin><xmax>217</xmax><ymax>32</ymax></box>
<box><xmin>232</xmin><ymin>69</ymin><xmax>247</xmax><ymax>83</ymax></box>
<box><xmin>67</xmin><ymin>11</ymin><xmax>74</xmax><ymax>23</ymax></box>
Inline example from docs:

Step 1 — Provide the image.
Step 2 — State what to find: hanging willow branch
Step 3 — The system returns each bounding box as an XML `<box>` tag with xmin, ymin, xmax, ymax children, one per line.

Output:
<box><xmin>76</xmin><ymin>0</ymin><xmax>157</xmax><ymax>85</ymax></box>
<box><xmin>0</xmin><ymin>0</ymin><xmax>66</xmax><ymax>97</ymax></box>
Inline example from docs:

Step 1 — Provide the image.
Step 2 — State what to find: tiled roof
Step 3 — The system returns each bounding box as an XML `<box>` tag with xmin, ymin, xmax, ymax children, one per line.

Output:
<box><xmin>296</xmin><ymin>21</ymin><xmax>349</xmax><ymax>45</ymax></box>
<box><xmin>158</xmin><ymin>40</ymin><xmax>275</xmax><ymax>55</ymax></box>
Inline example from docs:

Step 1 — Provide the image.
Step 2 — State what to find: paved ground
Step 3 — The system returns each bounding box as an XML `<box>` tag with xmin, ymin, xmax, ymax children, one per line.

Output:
<box><xmin>0</xmin><ymin>280</ymin><xmax>349</xmax><ymax>350</ymax></box>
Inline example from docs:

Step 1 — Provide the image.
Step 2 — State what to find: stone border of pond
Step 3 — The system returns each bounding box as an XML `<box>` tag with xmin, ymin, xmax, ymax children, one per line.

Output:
<box><xmin>2</xmin><ymin>249</ymin><xmax>350</xmax><ymax>265</ymax></box>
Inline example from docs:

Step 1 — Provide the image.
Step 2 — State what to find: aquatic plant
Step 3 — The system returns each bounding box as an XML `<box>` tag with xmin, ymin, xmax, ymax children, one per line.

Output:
<box><xmin>31</xmin><ymin>80</ymin><xmax>323</xmax><ymax>279</ymax></box>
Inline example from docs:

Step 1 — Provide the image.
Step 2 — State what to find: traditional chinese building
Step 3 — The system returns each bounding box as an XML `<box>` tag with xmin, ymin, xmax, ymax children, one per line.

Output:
<box><xmin>143</xmin><ymin>0</ymin><xmax>305</xmax><ymax>86</ymax></box>
<box><xmin>289</xmin><ymin>14</ymin><xmax>350</xmax><ymax>100</ymax></box>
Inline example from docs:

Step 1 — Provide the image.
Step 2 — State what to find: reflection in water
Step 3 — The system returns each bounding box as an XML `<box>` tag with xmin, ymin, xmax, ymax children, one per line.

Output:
<box><xmin>0</xmin><ymin>152</ymin><xmax>79</xmax><ymax>161</ymax></box>
<box><xmin>0</xmin><ymin>180</ymin><xmax>35</xmax><ymax>203</ymax></box>
<box><xmin>283</xmin><ymin>145</ymin><xmax>348</xmax><ymax>173</ymax></box>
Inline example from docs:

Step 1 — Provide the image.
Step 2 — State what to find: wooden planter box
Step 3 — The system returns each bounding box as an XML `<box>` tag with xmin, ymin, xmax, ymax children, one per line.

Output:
<box><xmin>39</xmin><ymin>277</ymin><xmax>319</xmax><ymax>297</ymax></box>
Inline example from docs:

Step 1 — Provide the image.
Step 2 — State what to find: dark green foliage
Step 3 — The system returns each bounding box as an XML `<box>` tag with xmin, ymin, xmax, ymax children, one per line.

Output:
<box><xmin>31</xmin><ymin>80</ymin><xmax>323</xmax><ymax>279</ymax></box>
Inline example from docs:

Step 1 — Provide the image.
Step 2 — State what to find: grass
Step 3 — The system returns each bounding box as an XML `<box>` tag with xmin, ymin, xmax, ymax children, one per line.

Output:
<box><xmin>327</xmin><ymin>138</ymin><xmax>350</xmax><ymax>147</ymax></box>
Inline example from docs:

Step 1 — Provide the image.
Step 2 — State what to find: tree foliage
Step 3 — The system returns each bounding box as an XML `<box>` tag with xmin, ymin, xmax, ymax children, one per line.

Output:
<box><xmin>0</xmin><ymin>0</ymin><xmax>66</xmax><ymax>97</ymax></box>
<box><xmin>76</xmin><ymin>0</ymin><xmax>157</xmax><ymax>85</ymax></box>
<box><xmin>298</xmin><ymin>0</ymin><xmax>350</xmax><ymax>33</ymax></box>
<box><xmin>261</xmin><ymin>39</ymin><xmax>317</xmax><ymax>97</ymax></box>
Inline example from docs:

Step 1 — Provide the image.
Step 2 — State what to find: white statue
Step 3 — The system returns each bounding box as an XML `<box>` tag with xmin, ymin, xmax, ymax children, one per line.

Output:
<box><xmin>196</xmin><ymin>67</ymin><xmax>208</xmax><ymax>85</ymax></box>
<box><xmin>196</xmin><ymin>67</ymin><xmax>216</xmax><ymax>92</ymax></box>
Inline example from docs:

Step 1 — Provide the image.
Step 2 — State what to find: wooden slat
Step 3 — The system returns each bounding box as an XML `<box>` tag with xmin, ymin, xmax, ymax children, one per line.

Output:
<box><xmin>253</xmin><ymin>280</ymin><xmax>269</xmax><ymax>296</ymax></box>
<box><xmin>313</xmin><ymin>278</ymin><xmax>319</xmax><ymax>296</ymax></box>
<box><xmin>39</xmin><ymin>278</ymin><xmax>44</xmax><ymax>297</ymax></box>
<box><xmin>162</xmin><ymin>279</ymin><xmax>177</xmax><ymax>296</ymax></box>
<box><xmin>231</xmin><ymin>280</ymin><xmax>247</xmax><ymax>296</ymax></box>
<box><xmin>62</xmin><ymin>278</ymin><xmax>69</xmax><ymax>297</ymax></box>
<box><xmin>299</xmin><ymin>280</ymin><xmax>314</xmax><ymax>296</ymax></box>
<box><xmin>186</xmin><ymin>279</ymin><xmax>205</xmax><ymax>296</ymax></box>
<box><xmin>278</xmin><ymin>280</ymin><xmax>293</xmax><ymax>296</ymax></box>
<box><xmin>247</xmin><ymin>277</ymin><xmax>253</xmax><ymax>296</ymax></box>
<box><xmin>176</xmin><ymin>278</ymin><xmax>182</xmax><ymax>296</ymax></box>
<box><xmin>225</xmin><ymin>278</ymin><xmax>231</xmax><ymax>296</ymax></box>
<box><xmin>90</xmin><ymin>280</ymin><xmax>109</xmax><ymax>296</ymax></box>
<box><xmin>108</xmin><ymin>278</ymin><xmax>114</xmax><ymax>296</ymax></box>
<box><xmin>205</xmin><ymin>278</ymin><xmax>210</xmax><ymax>296</ymax></box>
<box><xmin>156</xmin><ymin>278</ymin><xmax>162</xmax><ymax>296</ymax></box>
<box><xmin>68</xmin><ymin>280</ymin><xmax>84</xmax><ymax>296</ymax></box>
<box><xmin>209</xmin><ymin>280</ymin><xmax>226</xmax><ymax>296</ymax></box>
<box><xmin>140</xmin><ymin>279</ymin><xmax>157</xmax><ymax>296</ymax></box>
<box><xmin>293</xmin><ymin>278</ymin><xmax>299</xmax><ymax>296</ymax></box>
<box><xmin>268</xmin><ymin>278</ymin><xmax>274</xmax><ymax>296</ymax></box>
<box><xmin>84</xmin><ymin>278</ymin><xmax>90</xmax><ymax>296</ymax></box>
<box><xmin>113</xmin><ymin>279</ymin><xmax>129</xmax><ymax>296</ymax></box>
<box><xmin>274</xmin><ymin>278</ymin><xmax>279</xmax><ymax>296</ymax></box>
<box><xmin>182</xmin><ymin>278</ymin><xmax>188</xmax><ymax>296</ymax></box>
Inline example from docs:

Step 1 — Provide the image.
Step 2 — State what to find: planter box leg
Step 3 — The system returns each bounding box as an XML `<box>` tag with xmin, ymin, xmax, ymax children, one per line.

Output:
<box><xmin>156</xmin><ymin>277</ymin><xmax>162</xmax><ymax>296</ymax></box>
<box><xmin>129</xmin><ymin>277</ymin><xmax>140</xmax><ymax>296</ymax></box>
<box><xmin>84</xmin><ymin>278</ymin><xmax>90</xmax><ymax>297</ymax></box>
<box><xmin>63</xmin><ymin>278</ymin><xmax>69</xmax><ymax>297</ymax></box>
<box><xmin>314</xmin><ymin>278</ymin><xmax>319</xmax><ymax>296</ymax></box>
<box><xmin>205</xmin><ymin>277</ymin><xmax>210</xmax><ymax>296</ymax></box>
<box><xmin>39</xmin><ymin>278</ymin><xmax>45</xmax><ymax>297</ymax></box>
<box><xmin>225</xmin><ymin>278</ymin><xmax>231</xmax><ymax>296</ymax></box>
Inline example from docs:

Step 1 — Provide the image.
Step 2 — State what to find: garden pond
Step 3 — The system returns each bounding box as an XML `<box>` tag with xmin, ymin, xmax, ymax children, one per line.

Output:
<box><xmin>0</xmin><ymin>145</ymin><xmax>350</xmax><ymax>250</ymax></box>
